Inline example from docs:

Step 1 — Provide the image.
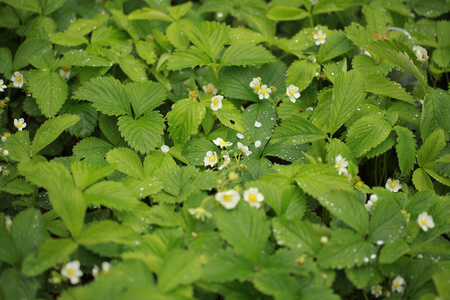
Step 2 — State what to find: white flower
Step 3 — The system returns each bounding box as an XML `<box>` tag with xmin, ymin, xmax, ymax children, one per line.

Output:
<box><xmin>188</xmin><ymin>206</ymin><xmax>212</xmax><ymax>221</ymax></box>
<box><xmin>313</xmin><ymin>30</ymin><xmax>327</xmax><ymax>45</ymax></box>
<box><xmin>417</xmin><ymin>211</ymin><xmax>435</xmax><ymax>232</ymax></box>
<box><xmin>254</xmin><ymin>121</ymin><xmax>262</xmax><ymax>128</ymax></box>
<box><xmin>310</xmin><ymin>0</ymin><xmax>319</xmax><ymax>5</ymax></box>
<box><xmin>243</xmin><ymin>187</ymin><xmax>264</xmax><ymax>209</ymax></box>
<box><xmin>211</xmin><ymin>95</ymin><xmax>223</xmax><ymax>111</ymax></box>
<box><xmin>14</xmin><ymin>118</ymin><xmax>27</xmax><ymax>131</ymax></box>
<box><xmin>306</xmin><ymin>107</ymin><xmax>314</xmax><ymax>111</ymax></box>
<box><xmin>218</xmin><ymin>153</ymin><xmax>231</xmax><ymax>170</ymax></box>
<box><xmin>286</xmin><ymin>85</ymin><xmax>300</xmax><ymax>103</ymax></box>
<box><xmin>92</xmin><ymin>261</ymin><xmax>111</xmax><ymax>279</ymax></box>
<box><xmin>413</xmin><ymin>46</ymin><xmax>428</xmax><ymax>62</ymax></box>
<box><xmin>334</xmin><ymin>154</ymin><xmax>348</xmax><ymax>176</ymax></box>
<box><xmin>2</xmin><ymin>149</ymin><xmax>8</xmax><ymax>156</ymax></box>
<box><xmin>61</xmin><ymin>260</ymin><xmax>83</xmax><ymax>285</ymax></box>
<box><xmin>320</xmin><ymin>236</ymin><xmax>329</xmax><ymax>244</ymax></box>
<box><xmin>213</xmin><ymin>137</ymin><xmax>232</xmax><ymax>149</ymax></box>
<box><xmin>203</xmin><ymin>83</ymin><xmax>218</xmax><ymax>95</ymax></box>
<box><xmin>254</xmin><ymin>140</ymin><xmax>261</xmax><ymax>148</ymax></box>
<box><xmin>392</xmin><ymin>275</ymin><xmax>405</xmax><ymax>293</ymax></box>
<box><xmin>0</xmin><ymin>79</ymin><xmax>6</xmax><ymax>92</ymax></box>
<box><xmin>249</xmin><ymin>77</ymin><xmax>261</xmax><ymax>91</ymax></box>
<box><xmin>365</xmin><ymin>194</ymin><xmax>378</xmax><ymax>211</ymax></box>
<box><xmin>371</xmin><ymin>285</ymin><xmax>383</xmax><ymax>298</ymax></box>
<box><xmin>160</xmin><ymin>145</ymin><xmax>170</xmax><ymax>153</ymax></box>
<box><xmin>204</xmin><ymin>151</ymin><xmax>218</xmax><ymax>167</ymax></box>
<box><xmin>376</xmin><ymin>240</ymin><xmax>384</xmax><ymax>245</ymax></box>
<box><xmin>1</xmin><ymin>133</ymin><xmax>11</xmax><ymax>142</ymax></box>
<box><xmin>59</xmin><ymin>66</ymin><xmax>71</xmax><ymax>79</ymax></box>
<box><xmin>237</xmin><ymin>142</ymin><xmax>252</xmax><ymax>156</ymax></box>
<box><xmin>215</xmin><ymin>190</ymin><xmax>240</xmax><ymax>209</ymax></box>
<box><xmin>11</xmin><ymin>71</ymin><xmax>24</xmax><ymax>88</ymax></box>
<box><xmin>257</xmin><ymin>85</ymin><xmax>272</xmax><ymax>99</ymax></box>
<box><xmin>236</xmin><ymin>133</ymin><xmax>244</xmax><ymax>139</ymax></box>
<box><xmin>386</xmin><ymin>179</ymin><xmax>402</xmax><ymax>192</ymax></box>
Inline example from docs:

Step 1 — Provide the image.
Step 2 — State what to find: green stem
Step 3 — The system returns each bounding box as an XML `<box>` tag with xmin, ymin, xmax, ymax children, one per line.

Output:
<box><xmin>308</xmin><ymin>13</ymin><xmax>314</xmax><ymax>28</ymax></box>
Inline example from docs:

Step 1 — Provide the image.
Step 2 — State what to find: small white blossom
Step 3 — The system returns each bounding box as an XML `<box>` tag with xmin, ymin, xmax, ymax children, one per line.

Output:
<box><xmin>413</xmin><ymin>46</ymin><xmax>428</xmax><ymax>62</ymax></box>
<box><xmin>376</xmin><ymin>240</ymin><xmax>384</xmax><ymax>245</ymax></box>
<box><xmin>213</xmin><ymin>137</ymin><xmax>232</xmax><ymax>149</ymax></box>
<box><xmin>392</xmin><ymin>275</ymin><xmax>405</xmax><ymax>293</ymax></box>
<box><xmin>218</xmin><ymin>153</ymin><xmax>231</xmax><ymax>170</ymax></box>
<box><xmin>286</xmin><ymin>85</ymin><xmax>300</xmax><ymax>103</ymax></box>
<box><xmin>249</xmin><ymin>77</ymin><xmax>261</xmax><ymax>91</ymax></box>
<box><xmin>211</xmin><ymin>95</ymin><xmax>223</xmax><ymax>111</ymax></box>
<box><xmin>160</xmin><ymin>145</ymin><xmax>170</xmax><ymax>153</ymax></box>
<box><xmin>257</xmin><ymin>85</ymin><xmax>272</xmax><ymax>99</ymax></box>
<box><xmin>371</xmin><ymin>285</ymin><xmax>383</xmax><ymax>298</ymax></box>
<box><xmin>59</xmin><ymin>66</ymin><xmax>71</xmax><ymax>79</ymax></box>
<box><xmin>254</xmin><ymin>121</ymin><xmax>262</xmax><ymax>128</ymax></box>
<box><xmin>204</xmin><ymin>151</ymin><xmax>218</xmax><ymax>167</ymax></box>
<box><xmin>309</xmin><ymin>0</ymin><xmax>319</xmax><ymax>5</ymax></box>
<box><xmin>202</xmin><ymin>83</ymin><xmax>218</xmax><ymax>95</ymax></box>
<box><xmin>215</xmin><ymin>190</ymin><xmax>240</xmax><ymax>209</ymax></box>
<box><xmin>334</xmin><ymin>154</ymin><xmax>348</xmax><ymax>176</ymax></box>
<box><xmin>0</xmin><ymin>79</ymin><xmax>6</xmax><ymax>92</ymax></box>
<box><xmin>2</xmin><ymin>149</ymin><xmax>8</xmax><ymax>156</ymax></box>
<box><xmin>4</xmin><ymin>215</ymin><xmax>12</xmax><ymax>231</ymax></box>
<box><xmin>92</xmin><ymin>262</ymin><xmax>111</xmax><ymax>279</ymax></box>
<box><xmin>254</xmin><ymin>140</ymin><xmax>261</xmax><ymax>148</ymax></box>
<box><xmin>386</xmin><ymin>179</ymin><xmax>402</xmax><ymax>192</ymax></box>
<box><xmin>14</xmin><ymin>118</ymin><xmax>27</xmax><ymax>131</ymax></box>
<box><xmin>365</xmin><ymin>194</ymin><xmax>378</xmax><ymax>211</ymax></box>
<box><xmin>417</xmin><ymin>211</ymin><xmax>435</xmax><ymax>232</ymax></box>
<box><xmin>306</xmin><ymin>107</ymin><xmax>314</xmax><ymax>111</ymax></box>
<box><xmin>11</xmin><ymin>72</ymin><xmax>24</xmax><ymax>88</ymax></box>
<box><xmin>237</xmin><ymin>142</ymin><xmax>252</xmax><ymax>156</ymax></box>
<box><xmin>243</xmin><ymin>187</ymin><xmax>264</xmax><ymax>209</ymax></box>
<box><xmin>236</xmin><ymin>133</ymin><xmax>244</xmax><ymax>139</ymax></box>
<box><xmin>188</xmin><ymin>207</ymin><xmax>212</xmax><ymax>221</ymax></box>
<box><xmin>365</xmin><ymin>200</ymin><xmax>374</xmax><ymax>211</ymax></box>
<box><xmin>1</xmin><ymin>133</ymin><xmax>11</xmax><ymax>142</ymax></box>
<box><xmin>61</xmin><ymin>260</ymin><xmax>83</xmax><ymax>285</ymax></box>
<box><xmin>313</xmin><ymin>30</ymin><xmax>327</xmax><ymax>45</ymax></box>
<box><xmin>320</xmin><ymin>236</ymin><xmax>329</xmax><ymax>244</ymax></box>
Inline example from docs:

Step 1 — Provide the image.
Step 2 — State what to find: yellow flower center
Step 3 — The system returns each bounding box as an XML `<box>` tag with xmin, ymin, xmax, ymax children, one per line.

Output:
<box><xmin>0</xmin><ymin>101</ymin><xmax>6</xmax><ymax>107</ymax></box>
<box><xmin>249</xmin><ymin>194</ymin><xmax>257</xmax><ymax>202</ymax></box>
<box><xmin>209</xmin><ymin>155</ymin><xmax>216</xmax><ymax>162</ymax></box>
<box><xmin>220</xmin><ymin>140</ymin><xmax>227</xmax><ymax>146</ymax></box>
<box><xmin>17</xmin><ymin>123</ymin><xmax>23</xmax><ymax>128</ymax></box>
<box><xmin>289</xmin><ymin>90</ymin><xmax>295</xmax><ymax>96</ymax></box>
<box><xmin>337</xmin><ymin>163</ymin><xmax>342</xmax><ymax>169</ymax></box>
<box><xmin>356</xmin><ymin>182</ymin><xmax>363</xmax><ymax>188</ymax></box>
<box><xmin>253</xmin><ymin>84</ymin><xmax>260</xmax><ymax>90</ymax></box>
<box><xmin>421</xmin><ymin>219</ymin><xmax>427</xmax><ymax>225</ymax></box>
<box><xmin>394</xmin><ymin>282</ymin><xmax>399</xmax><ymax>288</ymax></box>
<box><xmin>16</xmin><ymin>76</ymin><xmax>23</xmax><ymax>82</ymax></box>
<box><xmin>223</xmin><ymin>195</ymin><xmax>232</xmax><ymax>201</ymax></box>
<box><xmin>375</xmin><ymin>287</ymin><xmax>381</xmax><ymax>292</ymax></box>
<box><xmin>390</xmin><ymin>182</ymin><xmax>396</xmax><ymax>188</ymax></box>
<box><xmin>318</xmin><ymin>35</ymin><xmax>323</xmax><ymax>40</ymax></box>
<box><xmin>67</xmin><ymin>268</ymin><xmax>74</xmax><ymax>275</ymax></box>
<box><xmin>261</xmin><ymin>88</ymin><xmax>267</xmax><ymax>94</ymax></box>
<box><xmin>206</xmin><ymin>88</ymin><xmax>213</xmax><ymax>94</ymax></box>
<box><xmin>4</xmin><ymin>133</ymin><xmax>10</xmax><ymax>138</ymax></box>
<box><xmin>213</xmin><ymin>98</ymin><xmax>220</xmax><ymax>105</ymax></box>
<box><xmin>62</xmin><ymin>66</ymin><xmax>70</xmax><ymax>72</ymax></box>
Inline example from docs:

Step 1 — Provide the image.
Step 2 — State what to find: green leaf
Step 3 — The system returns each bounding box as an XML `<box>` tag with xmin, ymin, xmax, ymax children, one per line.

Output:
<box><xmin>420</xmin><ymin>88</ymin><xmax>450</xmax><ymax>141</ymax></box>
<box><xmin>4</xmin><ymin>131</ymin><xmax>31</xmax><ymax>162</ymax></box>
<box><xmin>272</xmin><ymin>217</ymin><xmax>320</xmax><ymax>255</ymax></box>
<box><xmin>98</xmin><ymin>115</ymin><xmax>123</xmax><ymax>146</ymax></box>
<box><xmin>166</xmin><ymin>47</ymin><xmax>212</xmax><ymax>70</ymax></box>
<box><xmin>19</xmin><ymin>160</ymin><xmax>86</xmax><ymax>238</ymax></box>
<box><xmin>118</xmin><ymin>55</ymin><xmax>148</xmax><ymax>82</ymax></box>
<box><xmin>254</xmin><ymin>270</ymin><xmax>298</xmax><ymax>299</ymax></box>
<box><xmin>146</xmin><ymin>205</ymin><xmax>181</xmax><ymax>227</ymax></box>
<box><xmin>299</xmin><ymin>286</ymin><xmax>340</xmax><ymax>300</ymax></box>
<box><xmin>0</xmin><ymin>268</ymin><xmax>40</xmax><ymax>300</ymax></box>
<box><xmin>352</xmin><ymin>54</ymin><xmax>393</xmax><ymax>76</ymax></box>
<box><xmin>394</xmin><ymin>126</ymin><xmax>417</xmax><ymax>176</ymax></box>
<box><xmin>22</xmin><ymin>238</ymin><xmax>77</xmax><ymax>276</ymax></box>
<box><xmin>157</xmin><ymin>249</ymin><xmax>202</xmax><ymax>293</ymax></box>
<box><xmin>60</xmin><ymin>101</ymin><xmax>98</xmax><ymax>138</ymax></box>
<box><xmin>243</xmin><ymin>100</ymin><xmax>277</xmax><ymax>144</ymax></box>
<box><xmin>71</xmin><ymin>161</ymin><xmax>116</xmax><ymax>190</ymax></box>
<box><xmin>50</xmin><ymin>32</ymin><xmax>89</xmax><ymax>46</ymax></box>
<box><xmin>118</xmin><ymin>113</ymin><xmax>165</xmax><ymax>154</ymax></box>
<box><xmin>84</xmin><ymin>181</ymin><xmax>139</xmax><ymax>212</ymax></box>
<box><xmin>32</xmin><ymin>114</ymin><xmax>80</xmax><ymax>155</ymax></box>
<box><xmin>412</xmin><ymin>168</ymin><xmax>434</xmax><ymax>191</ymax></box>
<box><xmin>59</xmin><ymin>50</ymin><xmax>112</xmax><ymax>67</ymax></box>
<box><xmin>0</xmin><ymin>47</ymin><xmax>12</xmax><ymax>76</ymax></box>
<box><xmin>124</xmin><ymin>81</ymin><xmax>166</xmax><ymax>118</ymax></box>
<box><xmin>221</xmin><ymin>43</ymin><xmax>276</xmax><ymax>66</ymax></box>
<box><xmin>106</xmin><ymin>148</ymin><xmax>144</xmax><ymax>179</ymax></box>
<box><xmin>317</xmin><ymin>229</ymin><xmax>375</xmax><ymax>269</ymax></box>
<box><xmin>2</xmin><ymin>0</ymin><xmax>40</xmax><ymax>13</ymax></box>
<box><xmin>433</xmin><ymin>269</ymin><xmax>450</xmax><ymax>299</ymax></box>
<box><xmin>78</xmin><ymin>220</ymin><xmax>140</xmax><ymax>246</ymax></box>
<box><xmin>167</xmin><ymin>99</ymin><xmax>206</xmax><ymax>145</ymax></box>
<box><xmin>317</xmin><ymin>190</ymin><xmax>369</xmax><ymax>235</ymax></box>
<box><xmin>182</xmin><ymin>21</ymin><xmax>230</xmax><ymax>59</ymax></box>
<box><xmin>202</xmin><ymin>250</ymin><xmax>254</xmax><ymax>282</ymax></box>
<box><xmin>267</xmin><ymin>6</ymin><xmax>308</xmax><ymax>21</ymax></box>
<box><xmin>1</xmin><ymin>179</ymin><xmax>34</xmax><ymax>195</ymax></box>
<box><xmin>216</xmin><ymin>202</ymin><xmax>270</xmax><ymax>265</ymax></box>
<box><xmin>294</xmin><ymin>163</ymin><xmax>353</xmax><ymax>199</ymax></box>
<box><xmin>313</xmin><ymin>0</ymin><xmax>365</xmax><ymax>14</ymax></box>
<box><xmin>73</xmin><ymin>137</ymin><xmax>113</xmax><ymax>164</ymax></box>
<box><xmin>73</xmin><ymin>77</ymin><xmax>131</xmax><ymax>116</ymax></box>
<box><xmin>345</xmin><ymin>265</ymin><xmax>379</xmax><ymax>289</ymax></box>
<box><xmin>318</xmin><ymin>31</ymin><xmax>352</xmax><ymax>63</ymax></box>
<box><xmin>364</xmin><ymin>74</ymin><xmax>415</xmax><ymax>104</ymax></box>
<box><xmin>181</xmin><ymin>138</ymin><xmax>217</xmax><ymax>166</ymax></box>
<box><xmin>13</xmin><ymin>39</ymin><xmax>52</xmax><ymax>70</ymax></box>
<box><xmin>128</xmin><ymin>8</ymin><xmax>173</xmax><ymax>21</ymax></box>
<box><xmin>27</xmin><ymin>70</ymin><xmax>68</xmax><ymax>117</ymax></box>
<box><xmin>215</xmin><ymin>100</ymin><xmax>245</xmax><ymax>132</ymax></box>
<box><xmin>286</xmin><ymin>60</ymin><xmax>318</xmax><ymax>92</ymax></box>
<box><xmin>42</xmin><ymin>0</ymin><xmax>65</xmax><ymax>15</ymax></box>
<box><xmin>143</xmin><ymin>151</ymin><xmax>177</xmax><ymax>176</ymax></box>
<box><xmin>135</xmin><ymin>40</ymin><xmax>158</xmax><ymax>64</ymax></box>
<box><xmin>218</xmin><ymin>66</ymin><xmax>260</xmax><ymax>102</ymax></box>
<box><xmin>167</xmin><ymin>1</ymin><xmax>192</xmax><ymax>20</ymax></box>
<box><xmin>153</xmin><ymin>166</ymin><xmax>197</xmax><ymax>204</ymax></box>
<box><xmin>379</xmin><ymin>240</ymin><xmax>410</xmax><ymax>264</ymax></box>
<box><xmin>0</xmin><ymin>6</ymin><xmax>19</xmax><ymax>30</ymax></box>
<box><xmin>166</xmin><ymin>20</ymin><xmax>191</xmax><ymax>48</ymax></box>
<box><xmin>417</xmin><ymin>129</ymin><xmax>446</xmax><ymax>168</ymax></box>
<box><xmin>329</xmin><ymin>70</ymin><xmax>366</xmax><ymax>135</ymax></box>
<box><xmin>272</xmin><ymin>115</ymin><xmax>327</xmax><ymax>145</ymax></box>
<box><xmin>346</xmin><ymin>115</ymin><xmax>392</xmax><ymax>157</ymax></box>
<box><xmin>11</xmin><ymin>209</ymin><xmax>46</xmax><ymax>263</ymax></box>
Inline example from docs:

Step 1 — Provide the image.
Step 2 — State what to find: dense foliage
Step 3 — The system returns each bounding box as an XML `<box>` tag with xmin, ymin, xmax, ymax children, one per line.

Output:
<box><xmin>0</xmin><ymin>0</ymin><xmax>449</xmax><ymax>299</ymax></box>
